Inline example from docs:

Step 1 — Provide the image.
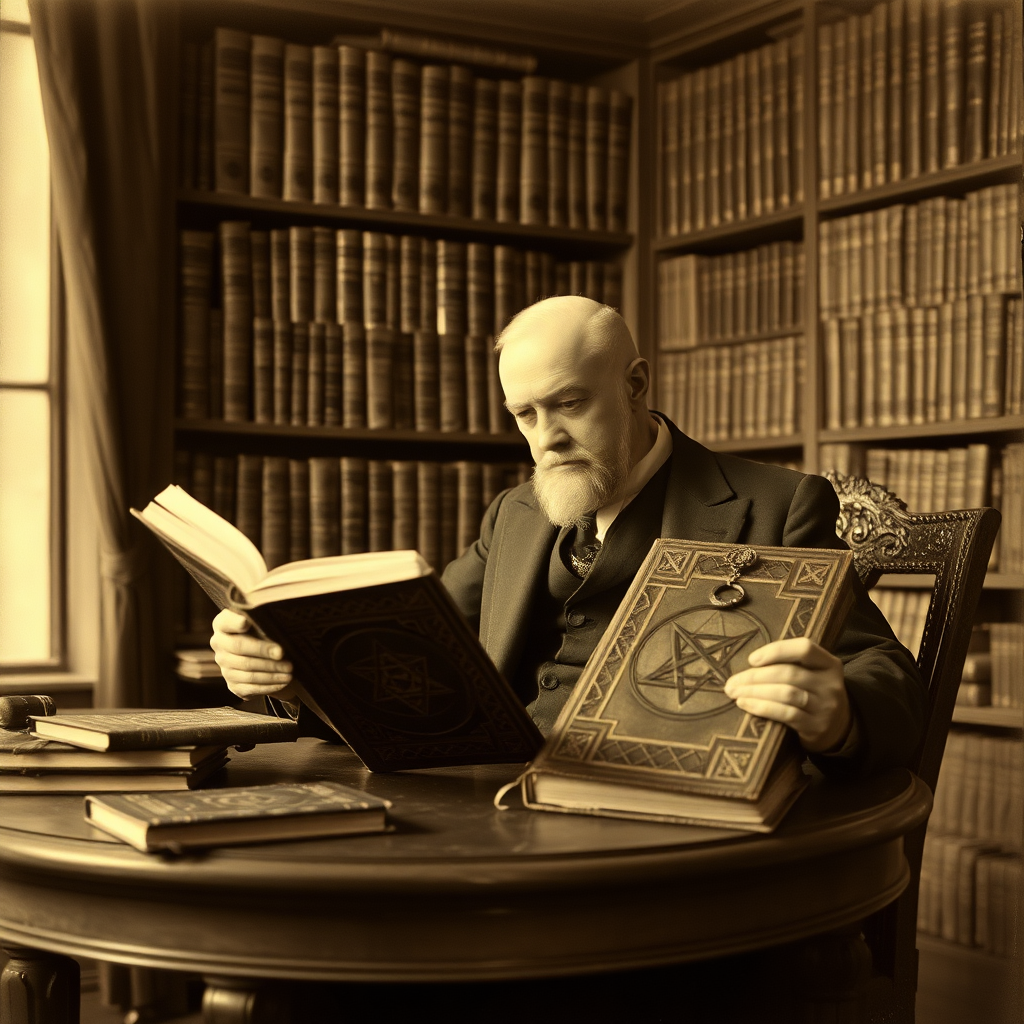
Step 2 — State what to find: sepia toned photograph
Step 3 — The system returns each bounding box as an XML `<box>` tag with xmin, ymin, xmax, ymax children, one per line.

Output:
<box><xmin>0</xmin><ymin>0</ymin><xmax>1021</xmax><ymax>1021</ymax></box>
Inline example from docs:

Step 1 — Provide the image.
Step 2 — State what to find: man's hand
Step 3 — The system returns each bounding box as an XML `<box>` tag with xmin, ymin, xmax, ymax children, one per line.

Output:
<box><xmin>723</xmin><ymin>638</ymin><xmax>853</xmax><ymax>753</ymax></box>
<box><xmin>210</xmin><ymin>609</ymin><xmax>297</xmax><ymax>702</ymax></box>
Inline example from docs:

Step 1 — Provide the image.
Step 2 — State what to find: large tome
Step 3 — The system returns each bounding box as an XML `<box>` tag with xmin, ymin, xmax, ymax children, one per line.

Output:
<box><xmin>522</xmin><ymin>540</ymin><xmax>855</xmax><ymax>832</ymax></box>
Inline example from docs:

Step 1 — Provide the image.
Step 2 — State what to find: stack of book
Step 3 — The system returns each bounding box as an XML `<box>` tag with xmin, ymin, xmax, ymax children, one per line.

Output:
<box><xmin>0</xmin><ymin>704</ymin><xmax>297</xmax><ymax>794</ymax></box>
<box><xmin>820</xmin><ymin>184</ymin><xmax>1023</xmax><ymax>430</ymax></box>
<box><xmin>920</xmin><ymin>729</ymin><xmax>1023</xmax><ymax>956</ymax></box>
<box><xmin>954</xmin><ymin>623</ymin><xmax>1024</xmax><ymax>710</ymax></box>
<box><xmin>179</xmin><ymin>225</ymin><xmax>623</xmax><ymax>431</ymax></box>
<box><xmin>180</xmin><ymin>30</ymin><xmax>632</xmax><ymax>232</ymax></box>
<box><xmin>174</xmin><ymin>451</ymin><xmax>530</xmax><ymax>634</ymax></box>
<box><xmin>870</xmin><ymin>587</ymin><xmax>929</xmax><ymax>659</ymax></box>
<box><xmin>817</xmin><ymin>0</ymin><xmax>1021</xmax><ymax>201</ymax></box>
<box><xmin>658</xmin><ymin>241</ymin><xmax>804</xmax><ymax>350</ymax></box>
<box><xmin>659</xmin><ymin>335</ymin><xmax>804</xmax><ymax>444</ymax></box>
<box><xmin>656</xmin><ymin>32</ymin><xmax>804</xmax><ymax>236</ymax></box>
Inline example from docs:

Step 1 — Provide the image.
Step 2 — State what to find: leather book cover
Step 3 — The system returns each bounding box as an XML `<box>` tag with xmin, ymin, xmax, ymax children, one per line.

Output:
<box><xmin>250</xmin><ymin>575</ymin><xmax>543</xmax><ymax>772</ymax></box>
<box><xmin>524</xmin><ymin>539</ymin><xmax>855</xmax><ymax>803</ymax></box>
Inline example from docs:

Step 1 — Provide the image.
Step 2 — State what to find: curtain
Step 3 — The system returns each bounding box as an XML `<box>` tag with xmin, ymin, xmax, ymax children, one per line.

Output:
<box><xmin>29</xmin><ymin>0</ymin><xmax>177</xmax><ymax>708</ymax></box>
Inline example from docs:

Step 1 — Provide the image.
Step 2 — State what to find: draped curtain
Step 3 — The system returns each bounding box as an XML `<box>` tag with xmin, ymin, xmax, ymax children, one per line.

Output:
<box><xmin>29</xmin><ymin>0</ymin><xmax>177</xmax><ymax>708</ymax></box>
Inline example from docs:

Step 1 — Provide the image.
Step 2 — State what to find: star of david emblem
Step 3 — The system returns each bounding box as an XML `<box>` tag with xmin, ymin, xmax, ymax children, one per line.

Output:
<box><xmin>630</xmin><ymin>606</ymin><xmax>769</xmax><ymax>718</ymax></box>
<box><xmin>348</xmin><ymin>640</ymin><xmax>454</xmax><ymax>716</ymax></box>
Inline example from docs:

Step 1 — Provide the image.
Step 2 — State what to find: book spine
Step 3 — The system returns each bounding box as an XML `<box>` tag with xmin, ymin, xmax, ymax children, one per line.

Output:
<box><xmin>905</xmin><ymin>0</ymin><xmax>923</xmax><ymax>178</ymax></box>
<box><xmin>456</xmin><ymin>461</ymin><xmax>483</xmax><ymax>554</ymax></box>
<box><xmin>323</xmin><ymin>321</ymin><xmax>342</xmax><ymax>426</ymax></box>
<box><xmin>196</xmin><ymin>41</ymin><xmax>215</xmax><ymax>191</ymax></box>
<box><xmin>365</xmin><ymin>51</ymin><xmax>393</xmax><ymax>210</ymax></box>
<box><xmin>340</xmin><ymin>456</ymin><xmax>368</xmax><ymax>554</ymax></box>
<box><xmin>439</xmin><ymin>462</ymin><xmax>459</xmax><ymax>568</ymax></box>
<box><xmin>390</xmin><ymin>59</ymin><xmax>421</xmax><ymax>213</ymax></box>
<box><xmin>391</xmin><ymin>460</ymin><xmax>418</xmax><ymax>550</ymax></box>
<box><xmin>720</xmin><ymin>62</ymin><xmax>734</xmax><ymax>225</ymax></box>
<box><xmin>693</xmin><ymin>67</ymin><xmax>708</xmax><ymax>226</ymax></box>
<box><xmin>367</xmin><ymin>459</ymin><xmax>393</xmax><ymax>553</ymax></box>
<box><xmin>844</xmin><ymin>15</ymin><xmax>858</xmax><ymax>194</ymax></box>
<box><xmin>253</xmin><ymin>316</ymin><xmax>274</xmax><ymax>424</ymax></box>
<box><xmin>706</xmin><ymin>64</ymin><xmax>721</xmax><ymax>227</ymax></box>
<box><xmin>496</xmin><ymin>80</ymin><xmax>523</xmax><ymax>223</ymax></box>
<box><xmin>213</xmin><ymin>28</ymin><xmax>250</xmax><ymax>194</ymax></box>
<box><xmin>309</xmin><ymin>456</ymin><xmax>341</xmax><ymax>557</ymax></box>
<box><xmin>419</xmin><ymin>65</ymin><xmax>449</xmax><ymax>215</ymax></box>
<box><xmin>288</xmin><ymin>458</ymin><xmax>310</xmax><ymax>562</ymax></box>
<box><xmin>731</xmin><ymin>60</ymin><xmax>744</xmax><ymax>222</ymax></box>
<box><xmin>818</xmin><ymin>24</ymin><xmax>833</xmax><ymax>199</ymax></box>
<box><xmin>336</xmin><ymin>228</ymin><xmax>363</xmax><ymax>326</ymax></box>
<box><xmin>288</xmin><ymin>226</ymin><xmax>313</xmax><ymax>325</ymax></box>
<box><xmin>312</xmin><ymin>226</ymin><xmax>335</xmax><ymax>325</ymax></box>
<box><xmin>235</xmin><ymin>453</ymin><xmax>263</xmax><ymax>548</ymax></box>
<box><xmin>465</xmin><ymin>333</ymin><xmax>490</xmax><ymax>434</ymax></box>
<box><xmin>417</xmin><ymin>461</ymin><xmax>442</xmax><ymax>570</ymax></box>
<box><xmin>392</xmin><ymin>330</ymin><xmax>415</xmax><ymax>430</ymax></box>
<box><xmin>289</xmin><ymin>321</ymin><xmax>309</xmax><ymax>426</ymax></box>
<box><xmin>859</xmin><ymin>14</ymin><xmax>873</xmax><ymax>191</ymax></box>
<box><xmin>208</xmin><ymin>308</ymin><xmax>224</xmax><ymax>419</ymax></box>
<box><xmin>307</xmin><ymin>321</ymin><xmax>325</xmax><ymax>426</ymax></box>
<box><xmin>261</xmin><ymin>455</ymin><xmax>290</xmax><ymax>569</ymax></box>
<box><xmin>789</xmin><ymin>36</ymin><xmax>804</xmax><ymax>204</ymax></box>
<box><xmin>520</xmin><ymin>76</ymin><xmax>549</xmax><ymax>225</ymax></box>
<box><xmin>178</xmin><ymin>231</ymin><xmax>214</xmax><ymax>419</ymax></box>
<box><xmin>567</xmin><ymin>84</ymin><xmax>587</xmax><ymax>229</ymax></box>
<box><xmin>311</xmin><ymin>46</ymin><xmax>339</xmax><ymax>204</ymax></box>
<box><xmin>471</xmin><ymin>78</ymin><xmax>498</xmax><ymax>221</ymax></box>
<box><xmin>249</xmin><ymin>36</ymin><xmax>284</xmax><ymax>198</ymax></box>
<box><xmin>269</xmin><ymin>228</ymin><xmax>290</xmax><ymax>322</ymax></box>
<box><xmin>941</xmin><ymin>1</ymin><xmax>964</xmax><ymax>170</ymax></box>
<box><xmin>219</xmin><ymin>221</ymin><xmax>252</xmax><ymax>422</ymax></box>
<box><xmin>366</xmin><ymin>325</ymin><xmax>395</xmax><ymax>429</ymax></box>
<box><xmin>342</xmin><ymin>322</ymin><xmax>366</xmax><ymax>429</ymax></box>
<box><xmin>773</xmin><ymin>38</ymin><xmax>790</xmax><ymax>208</ymax></box>
<box><xmin>250</xmin><ymin>230</ymin><xmax>271</xmax><ymax>320</ymax></box>
<box><xmin>282</xmin><ymin>44</ymin><xmax>313</xmax><ymax>202</ymax></box>
<box><xmin>964</xmin><ymin>14</ymin><xmax>987</xmax><ymax>164</ymax></box>
<box><xmin>339</xmin><ymin>46</ymin><xmax>366</xmax><ymax>206</ymax></box>
<box><xmin>547</xmin><ymin>79</ymin><xmax>569</xmax><ymax>228</ymax></box>
<box><xmin>178</xmin><ymin>41</ymin><xmax>200</xmax><ymax>189</ymax></box>
<box><xmin>888</xmin><ymin>0</ymin><xmax>904</xmax><ymax>181</ymax></box>
<box><xmin>447</xmin><ymin>65</ymin><xmax>473</xmax><ymax>217</ymax></box>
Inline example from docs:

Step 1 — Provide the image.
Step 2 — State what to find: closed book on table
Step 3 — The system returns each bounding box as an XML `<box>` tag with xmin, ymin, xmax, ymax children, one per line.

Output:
<box><xmin>32</xmin><ymin>706</ymin><xmax>297</xmax><ymax>753</ymax></box>
<box><xmin>132</xmin><ymin>486</ymin><xmax>542</xmax><ymax>772</ymax></box>
<box><xmin>85</xmin><ymin>781</ymin><xmax>390</xmax><ymax>852</ymax></box>
<box><xmin>520</xmin><ymin>539</ymin><xmax>855</xmax><ymax>832</ymax></box>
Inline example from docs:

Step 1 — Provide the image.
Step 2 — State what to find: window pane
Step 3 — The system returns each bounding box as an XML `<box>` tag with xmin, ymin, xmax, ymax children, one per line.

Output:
<box><xmin>0</xmin><ymin>389</ymin><xmax>51</xmax><ymax>663</ymax></box>
<box><xmin>0</xmin><ymin>29</ymin><xmax>50</xmax><ymax>385</ymax></box>
<box><xmin>1</xmin><ymin>0</ymin><xmax>30</xmax><ymax>24</ymax></box>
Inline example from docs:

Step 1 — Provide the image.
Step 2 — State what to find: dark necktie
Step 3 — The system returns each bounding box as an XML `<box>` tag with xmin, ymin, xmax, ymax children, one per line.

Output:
<box><xmin>570</xmin><ymin>514</ymin><xmax>601</xmax><ymax>579</ymax></box>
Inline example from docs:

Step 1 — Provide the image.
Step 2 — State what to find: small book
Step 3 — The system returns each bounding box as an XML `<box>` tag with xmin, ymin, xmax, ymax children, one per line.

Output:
<box><xmin>518</xmin><ymin>539</ymin><xmax>855</xmax><ymax>832</ymax></box>
<box><xmin>131</xmin><ymin>485</ymin><xmax>543</xmax><ymax>772</ymax></box>
<box><xmin>30</xmin><ymin>706</ymin><xmax>297</xmax><ymax>753</ymax></box>
<box><xmin>0</xmin><ymin>752</ymin><xmax>229</xmax><ymax>794</ymax></box>
<box><xmin>85</xmin><ymin>780</ymin><xmax>391</xmax><ymax>852</ymax></box>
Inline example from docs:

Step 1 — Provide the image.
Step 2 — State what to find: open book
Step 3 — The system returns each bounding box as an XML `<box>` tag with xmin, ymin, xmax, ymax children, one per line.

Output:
<box><xmin>133</xmin><ymin>486</ymin><xmax>543</xmax><ymax>772</ymax></box>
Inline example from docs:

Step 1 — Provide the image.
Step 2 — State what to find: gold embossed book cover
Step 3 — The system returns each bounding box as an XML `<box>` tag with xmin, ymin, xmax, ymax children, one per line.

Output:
<box><xmin>521</xmin><ymin>539</ymin><xmax>855</xmax><ymax>831</ymax></box>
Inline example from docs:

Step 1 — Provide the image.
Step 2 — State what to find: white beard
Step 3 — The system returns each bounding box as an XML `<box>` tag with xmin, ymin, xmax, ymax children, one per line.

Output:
<box><xmin>531</xmin><ymin>420</ymin><xmax>634</xmax><ymax>528</ymax></box>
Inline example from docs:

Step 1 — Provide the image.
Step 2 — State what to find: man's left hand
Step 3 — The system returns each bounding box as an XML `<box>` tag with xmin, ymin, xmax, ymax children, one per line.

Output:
<box><xmin>724</xmin><ymin>638</ymin><xmax>852</xmax><ymax>753</ymax></box>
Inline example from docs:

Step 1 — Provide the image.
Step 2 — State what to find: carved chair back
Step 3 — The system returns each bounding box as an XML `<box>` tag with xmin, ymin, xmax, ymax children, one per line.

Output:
<box><xmin>826</xmin><ymin>472</ymin><xmax>1001</xmax><ymax>1023</ymax></box>
<box><xmin>826</xmin><ymin>472</ymin><xmax>1001</xmax><ymax>791</ymax></box>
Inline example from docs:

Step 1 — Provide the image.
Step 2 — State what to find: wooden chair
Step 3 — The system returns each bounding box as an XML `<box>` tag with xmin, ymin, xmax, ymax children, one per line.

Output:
<box><xmin>825</xmin><ymin>471</ymin><xmax>1002</xmax><ymax>1024</ymax></box>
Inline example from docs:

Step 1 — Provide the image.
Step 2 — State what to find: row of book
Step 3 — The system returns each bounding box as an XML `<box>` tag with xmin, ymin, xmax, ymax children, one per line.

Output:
<box><xmin>181</xmin><ymin>30</ymin><xmax>632</xmax><ymax>231</ymax></box>
<box><xmin>955</xmin><ymin>624</ymin><xmax>1024</xmax><ymax>711</ymax></box>
<box><xmin>821</xmin><ymin>296</ymin><xmax>1024</xmax><ymax>431</ymax></box>
<box><xmin>919</xmin><ymin>833</ymin><xmax>1021</xmax><ymax>955</ymax></box>
<box><xmin>818</xmin><ymin>0</ymin><xmax>1022</xmax><ymax>202</ymax></box>
<box><xmin>822</xmin><ymin>441</ymin><xmax>1023</xmax><ymax>573</ymax></box>
<box><xmin>656</xmin><ymin>34</ymin><xmax>804</xmax><ymax>236</ymax></box>
<box><xmin>657</xmin><ymin>337</ymin><xmax>804</xmax><ymax>443</ymax></box>
<box><xmin>819</xmin><ymin>185</ymin><xmax>1020</xmax><ymax>320</ymax></box>
<box><xmin>174</xmin><ymin>450</ymin><xmax>530</xmax><ymax>634</ymax></box>
<box><xmin>180</xmin><ymin>225</ymin><xmax>621</xmax><ymax>426</ymax></box>
<box><xmin>657</xmin><ymin>242</ymin><xmax>804</xmax><ymax>350</ymax></box>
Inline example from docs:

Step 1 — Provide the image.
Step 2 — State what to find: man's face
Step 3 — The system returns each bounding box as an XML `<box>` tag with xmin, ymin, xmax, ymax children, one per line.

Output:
<box><xmin>499</xmin><ymin>322</ymin><xmax>634</xmax><ymax>526</ymax></box>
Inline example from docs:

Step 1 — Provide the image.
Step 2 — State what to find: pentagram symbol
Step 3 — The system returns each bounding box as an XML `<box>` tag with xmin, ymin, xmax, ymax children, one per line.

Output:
<box><xmin>331</xmin><ymin>627</ymin><xmax>473</xmax><ymax>735</ymax></box>
<box><xmin>348</xmin><ymin>640</ymin><xmax>454</xmax><ymax>716</ymax></box>
<box><xmin>630</xmin><ymin>606</ymin><xmax>770</xmax><ymax>719</ymax></box>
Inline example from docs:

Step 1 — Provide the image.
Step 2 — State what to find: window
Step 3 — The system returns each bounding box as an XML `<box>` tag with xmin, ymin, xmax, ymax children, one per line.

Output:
<box><xmin>0</xmin><ymin>0</ymin><xmax>61</xmax><ymax>669</ymax></box>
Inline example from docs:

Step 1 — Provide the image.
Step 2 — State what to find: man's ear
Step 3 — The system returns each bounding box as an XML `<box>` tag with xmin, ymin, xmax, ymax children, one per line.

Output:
<box><xmin>625</xmin><ymin>357</ymin><xmax>650</xmax><ymax>402</ymax></box>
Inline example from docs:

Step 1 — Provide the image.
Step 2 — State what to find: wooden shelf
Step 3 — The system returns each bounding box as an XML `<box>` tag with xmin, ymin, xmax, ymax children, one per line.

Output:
<box><xmin>706</xmin><ymin>434</ymin><xmax>804</xmax><ymax>454</ymax></box>
<box><xmin>174</xmin><ymin>419</ymin><xmax>530</xmax><ymax>459</ymax></box>
<box><xmin>951</xmin><ymin>706</ymin><xmax>1023</xmax><ymax>728</ymax></box>
<box><xmin>177</xmin><ymin>189</ymin><xmax>633</xmax><ymax>253</ymax></box>
<box><xmin>874</xmin><ymin>572</ymin><xmax>1023</xmax><ymax>590</ymax></box>
<box><xmin>653</xmin><ymin>206</ymin><xmax>802</xmax><ymax>253</ymax></box>
<box><xmin>819</xmin><ymin>155</ymin><xmax>1023</xmax><ymax>218</ymax></box>
<box><xmin>818</xmin><ymin>414</ymin><xmax>1024</xmax><ymax>444</ymax></box>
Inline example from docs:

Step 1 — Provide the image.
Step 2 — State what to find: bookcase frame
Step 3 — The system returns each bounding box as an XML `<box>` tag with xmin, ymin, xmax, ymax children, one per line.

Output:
<box><xmin>643</xmin><ymin>1</ymin><xmax>1024</xmax><ymax>1020</ymax></box>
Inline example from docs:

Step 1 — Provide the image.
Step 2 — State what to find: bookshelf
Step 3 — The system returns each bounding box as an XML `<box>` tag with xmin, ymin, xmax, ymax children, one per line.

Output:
<box><xmin>646</xmin><ymin>1</ymin><xmax>1023</xmax><ymax>1021</ymax></box>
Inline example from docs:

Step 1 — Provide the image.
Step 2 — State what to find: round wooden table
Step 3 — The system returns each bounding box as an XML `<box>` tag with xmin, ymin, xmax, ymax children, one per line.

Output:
<box><xmin>0</xmin><ymin>738</ymin><xmax>931</xmax><ymax>1022</ymax></box>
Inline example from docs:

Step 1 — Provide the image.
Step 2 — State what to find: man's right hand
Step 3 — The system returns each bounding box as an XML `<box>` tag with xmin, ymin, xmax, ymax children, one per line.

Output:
<box><xmin>210</xmin><ymin>608</ymin><xmax>297</xmax><ymax>701</ymax></box>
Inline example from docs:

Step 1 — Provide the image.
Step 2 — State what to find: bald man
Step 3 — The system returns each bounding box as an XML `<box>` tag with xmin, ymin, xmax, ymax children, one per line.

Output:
<box><xmin>213</xmin><ymin>297</ymin><xmax>925</xmax><ymax>776</ymax></box>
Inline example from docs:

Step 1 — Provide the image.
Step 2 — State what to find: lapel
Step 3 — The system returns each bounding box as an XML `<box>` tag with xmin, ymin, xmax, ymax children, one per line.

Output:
<box><xmin>479</xmin><ymin>487</ymin><xmax>557</xmax><ymax>677</ymax></box>
<box><xmin>660</xmin><ymin>420</ymin><xmax>752</xmax><ymax>543</ymax></box>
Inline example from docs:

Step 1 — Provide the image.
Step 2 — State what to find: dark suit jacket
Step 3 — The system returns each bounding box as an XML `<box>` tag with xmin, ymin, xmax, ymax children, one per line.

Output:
<box><xmin>441</xmin><ymin>419</ymin><xmax>927</xmax><ymax>778</ymax></box>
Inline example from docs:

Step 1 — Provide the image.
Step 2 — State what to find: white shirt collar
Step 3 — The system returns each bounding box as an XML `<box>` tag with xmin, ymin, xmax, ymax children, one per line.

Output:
<box><xmin>594</xmin><ymin>414</ymin><xmax>673</xmax><ymax>542</ymax></box>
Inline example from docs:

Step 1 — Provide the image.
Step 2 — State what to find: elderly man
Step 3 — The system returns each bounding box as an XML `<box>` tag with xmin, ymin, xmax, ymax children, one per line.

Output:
<box><xmin>213</xmin><ymin>296</ymin><xmax>925</xmax><ymax>775</ymax></box>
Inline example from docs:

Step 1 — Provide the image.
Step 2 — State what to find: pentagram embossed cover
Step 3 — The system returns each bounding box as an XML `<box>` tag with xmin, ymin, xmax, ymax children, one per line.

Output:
<box><xmin>521</xmin><ymin>539</ymin><xmax>855</xmax><ymax>831</ymax></box>
<box><xmin>132</xmin><ymin>485</ymin><xmax>543</xmax><ymax>772</ymax></box>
